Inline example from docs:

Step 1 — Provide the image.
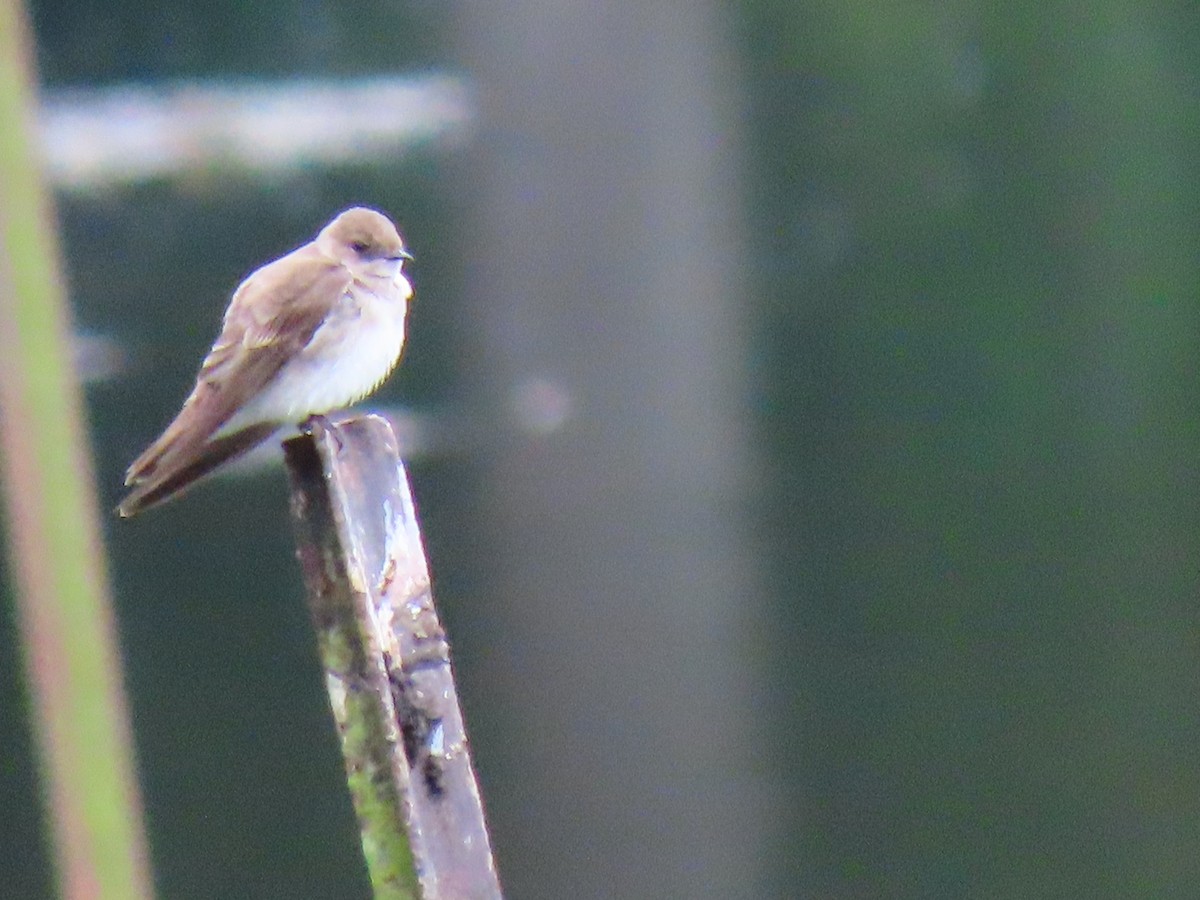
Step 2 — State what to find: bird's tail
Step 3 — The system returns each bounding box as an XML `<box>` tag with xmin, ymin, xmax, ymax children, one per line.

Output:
<box><xmin>117</xmin><ymin>423</ymin><xmax>279</xmax><ymax>517</ymax></box>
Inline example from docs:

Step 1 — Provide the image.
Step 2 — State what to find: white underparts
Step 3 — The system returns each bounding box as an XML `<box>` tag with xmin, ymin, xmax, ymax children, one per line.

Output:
<box><xmin>219</xmin><ymin>273</ymin><xmax>410</xmax><ymax>434</ymax></box>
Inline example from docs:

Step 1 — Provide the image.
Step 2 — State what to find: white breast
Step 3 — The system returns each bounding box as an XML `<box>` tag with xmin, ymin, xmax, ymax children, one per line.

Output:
<box><xmin>222</xmin><ymin>275</ymin><xmax>410</xmax><ymax>431</ymax></box>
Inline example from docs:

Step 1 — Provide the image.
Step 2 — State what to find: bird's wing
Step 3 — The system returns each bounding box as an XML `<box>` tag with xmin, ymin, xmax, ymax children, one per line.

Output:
<box><xmin>123</xmin><ymin>247</ymin><xmax>351</xmax><ymax>491</ymax></box>
<box><xmin>115</xmin><ymin>422</ymin><xmax>281</xmax><ymax>518</ymax></box>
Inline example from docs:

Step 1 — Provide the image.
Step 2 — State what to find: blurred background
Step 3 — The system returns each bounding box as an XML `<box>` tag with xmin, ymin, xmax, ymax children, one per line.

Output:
<box><xmin>2</xmin><ymin>1</ymin><xmax>1200</xmax><ymax>897</ymax></box>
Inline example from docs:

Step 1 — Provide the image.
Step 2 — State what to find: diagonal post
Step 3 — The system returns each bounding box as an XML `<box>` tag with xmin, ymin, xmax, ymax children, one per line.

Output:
<box><xmin>284</xmin><ymin>414</ymin><xmax>501</xmax><ymax>900</ymax></box>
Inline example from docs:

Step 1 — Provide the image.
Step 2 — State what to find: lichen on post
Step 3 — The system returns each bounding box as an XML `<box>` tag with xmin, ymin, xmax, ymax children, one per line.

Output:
<box><xmin>284</xmin><ymin>414</ymin><xmax>500</xmax><ymax>900</ymax></box>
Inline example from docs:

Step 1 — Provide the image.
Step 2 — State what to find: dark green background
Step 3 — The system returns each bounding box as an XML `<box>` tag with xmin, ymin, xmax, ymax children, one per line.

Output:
<box><xmin>3</xmin><ymin>2</ymin><xmax>1200</xmax><ymax>898</ymax></box>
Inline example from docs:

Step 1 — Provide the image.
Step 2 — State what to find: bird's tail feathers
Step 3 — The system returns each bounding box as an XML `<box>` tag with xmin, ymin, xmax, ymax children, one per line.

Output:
<box><xmin>117</xmin><ymin>423</ymin><xmax>280</xmax><ymax>517</ymax></box>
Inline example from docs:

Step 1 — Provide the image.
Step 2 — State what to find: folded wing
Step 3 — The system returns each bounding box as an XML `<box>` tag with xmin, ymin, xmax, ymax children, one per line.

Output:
<box><xmin>118</xmin><ymin>248</ymin><xmax>351</xmax><ymax>517</ymax></box>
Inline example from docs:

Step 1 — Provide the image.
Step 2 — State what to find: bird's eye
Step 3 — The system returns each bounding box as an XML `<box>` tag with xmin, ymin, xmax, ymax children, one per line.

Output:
<box><xmin>351</xmin><ymin>240</ymin><xmax>370</xmax><ymax>254</ymax></box>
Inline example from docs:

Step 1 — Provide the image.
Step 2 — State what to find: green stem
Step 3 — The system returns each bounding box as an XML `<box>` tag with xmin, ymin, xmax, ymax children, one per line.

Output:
<box><xmin>0</xmin><ymin>2</ymin><xmax>154</xmax><ymax>898</ymax></box>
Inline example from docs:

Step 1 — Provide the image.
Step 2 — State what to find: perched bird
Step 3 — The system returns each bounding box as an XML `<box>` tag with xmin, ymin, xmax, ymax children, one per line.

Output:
<box><xmin>117</xmin><ymin>207</ymin><xmax>413</xmax><ymax>517</ymax></box>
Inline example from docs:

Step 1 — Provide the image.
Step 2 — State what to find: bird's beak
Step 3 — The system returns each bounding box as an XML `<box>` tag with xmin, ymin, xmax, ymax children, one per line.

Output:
<box><xmin>394</xmin><ymin>249</ymin><xmax>414</xmax><ymax>262</ymax></box>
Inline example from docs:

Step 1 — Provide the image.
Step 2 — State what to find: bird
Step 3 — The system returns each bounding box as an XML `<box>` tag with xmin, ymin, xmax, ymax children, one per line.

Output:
<box><xmin>117</xmin><ymin>207</ymin><xmax>413</xmax><ymax>517</ymax></box>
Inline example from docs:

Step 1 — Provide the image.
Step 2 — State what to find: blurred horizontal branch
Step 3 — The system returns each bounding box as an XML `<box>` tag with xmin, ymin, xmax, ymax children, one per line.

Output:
<box><xmin>39</xmin><ymin>73</ymin><xmax>473</xmax><ymax>190</ymax></box>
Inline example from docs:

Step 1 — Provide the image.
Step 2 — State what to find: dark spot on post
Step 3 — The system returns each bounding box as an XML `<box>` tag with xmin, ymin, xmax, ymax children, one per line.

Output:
<box><xmin>389</xmin><ymin>668</ymin><xmax>446</xmax><ymax>799</ymax></box>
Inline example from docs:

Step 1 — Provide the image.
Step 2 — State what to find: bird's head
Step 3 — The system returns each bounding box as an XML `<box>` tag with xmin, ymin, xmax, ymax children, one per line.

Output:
<box><xmin>320</xmin><ymin>207</ymin><xmax>413</xmax><ymax>282</ymax></box>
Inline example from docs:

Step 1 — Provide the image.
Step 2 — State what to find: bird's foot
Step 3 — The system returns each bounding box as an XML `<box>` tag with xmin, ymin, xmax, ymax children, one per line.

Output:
<box><xmin>301</xmin><ymin>414</ymin><xmax>344</xmax><ymax>451</ymax></box>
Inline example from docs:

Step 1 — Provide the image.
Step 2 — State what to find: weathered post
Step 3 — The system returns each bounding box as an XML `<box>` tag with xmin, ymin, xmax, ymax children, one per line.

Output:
<box><xmin>284</xmin><ymin>414</ymin><xmax>501</xmax><ymax>900</ymax></box>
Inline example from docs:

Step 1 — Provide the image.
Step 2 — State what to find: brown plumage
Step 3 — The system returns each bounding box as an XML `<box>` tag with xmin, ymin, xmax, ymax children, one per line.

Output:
<box><xmin>118</xmin><ymin>208</ymin><xmax>412</xmax><ymax>517</ymax></box>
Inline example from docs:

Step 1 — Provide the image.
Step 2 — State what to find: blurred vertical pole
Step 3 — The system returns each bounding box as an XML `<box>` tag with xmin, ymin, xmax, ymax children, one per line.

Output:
<box><xmin>454</xmin><ymin>3</ymin><xmax>771</xmax><ymax>896</ymax></box>
<box><xmin>0</xmin><ymin>2</ymin><xmax>153</xmax><ymax>898</ymax></box>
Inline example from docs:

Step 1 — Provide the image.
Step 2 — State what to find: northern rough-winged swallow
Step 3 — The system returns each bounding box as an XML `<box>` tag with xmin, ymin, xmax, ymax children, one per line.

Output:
<box><xmin>117</xmin><ymin>207</ymin><xmax>413</xmax><ymax>517</ymax></box>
